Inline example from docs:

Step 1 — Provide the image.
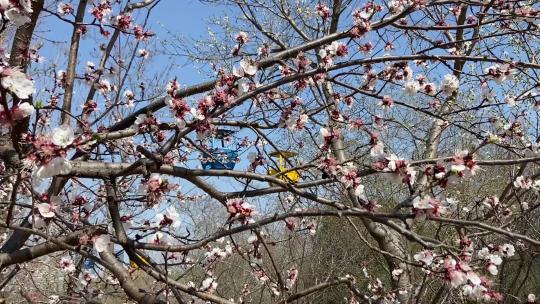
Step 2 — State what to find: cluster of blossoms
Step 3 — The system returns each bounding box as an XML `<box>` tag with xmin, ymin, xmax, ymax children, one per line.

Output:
<box><xmin>112</xmin><ymin>13</ymin><xmax>132</xmax><ymax>31</ymax></box>
<box><xmin>361</xmin><ymin>267</ymin><xmax>403</xmax><ymax>302</ymax></box>
<box><xmin>294</xmin><ymin>52</ymin><xmax>311</xmax><ymax>73</ymax></box>
<box><xmin>388</xmin><ymin>0</ymin><xmax>407</xmax><ymax>13</ymax></box>
<box><xmin>139</xmin><ymin>174</ymin><xmax>177</xmax><ymax>205</ymax></box>
<box><xmin>412</xmin><ymin>195</ymin><xmax>444</xmax><ymax>218</ymax></box>
<box><xmin>94</xmin><ymin>78</ymin><xmax>115</xmax><ymax>95</ymax></box>
<box><xmin>440</xmin><ymin>74</ymin><xmax>460</xmax><ymax>96</ymax></box>
<box><xmin>226</xmin><ymin>198</ymin><xmax>256</xmax><ymax>224</ymax></box>
<box><xmin>351</xmin><ymin>6</ymin><xmax>376</xmax><ymax>38</ymax></box>
<box><xmin>166</xmin><ymin>79</ymin><xmax>191</xmax><ymax>127</ymax></box>
<box><xmin>317</xmin><ymin>154</ymin><xmax>340</xmax><ymax>176</ymax></box>
<box><xmin>283</xmin><ymin>215</ymin><xmax>318</xmax><ymax>234</ymax></box>
<box><xmin>232</xmin><ymin>59</ymin><xmax>258</xmax><ymax>78</ymax></box>
<box><xmin>204</xmin><ymin>242</ymin><xmax>233</xmax><ymax>264</ymax></box>
<box><xmin>25</xmin><ymin>125</ymin><xmax>83</xmax><ymax>186</ymax></box>
<box><xmin>198</xmin><ymin>275</ymin><xmax>218</xmax><ymax>293</ymax></box>
<box><xmin>451</xmin><ymin>150</ymin><xmax>479</xmax><ymax>176</ymax></box>
<box><xmin>133</xmin><ymin>24</ymin><xmax>154</xmax><ymax>41</ymax></box>
<box><xmin>371</xmin><ymin>154</ymin><xmax>417</xmax><ymax>185</ymax></box>
<box><xmin>154</xmin><ymin>206</ymin><xmax>181</xmax><ymax>229</ymax></box>
<box><xmin>340</xmin><ymin>165</ymin><xmax>366</xmax><ymax>197</ymax></box>
<box><xmin>315</xmin><ymin>3</ymin><xmax>331</xmax><ymax>19</ymax></box>
<box><xmin>285</xmin><ymin>266</ymin><xmax>299</xmax><ymax>289</ymax></box>
<box><xmin>442</xmin><ymin>257</ymin><xmax>502</xmax><ymax>301</ymax></box>
<box><xmin>412</xmin><ymin>242</ymin><xmax>516</xmax><ymax>302</ymax></box>
<box><xmin>247</xmin><ymin>152</ymin><xmax>266</xmax><ymax>171</ymax></box>
<box><xmin>90</xmin><ymin>0</ymin><xmax>112</xmax><ymax>23</ymax></box>
<box><xmin>421</xmin><ymin>150</ymin><xmax>479</xmax><ymax>188</ymax></box>
<box><xmin>319</xmin><ymin>127</ymin><xmax>341</xmax><ymax>150</ymax></box>
<box><xmin>134</xmin><ymin>113</ymin><xmax>165</xmax><ymax>141</ymax></box>
<box><xmin>484</xmin><ymin>64</ymin><xmax>516</xmax><ymax>84</ymax></box>
<box><xmin>279</xmin><ymin>97</ymin><xmax>308</xmax><ymax>130</ymax></box>
<box><xmin>403</xmin><ymin>72</ymin><xmax>459</xmax><ymax>97</ymax></box>
<box><xmin>513</xmin><ymin>175</ymin><xmax>540</xmax><ymax>190</ymax></box>
<box><xmin>479</xmin><ymin>196</ymin><xmax>514</xmax><ymax>217</ymax></box>
<box><xmin>315</xmin><ymin>153</ymin><xmax>367</xmax><ymax>201</ymax></box>
<box><xmin>71</xmin><ymin>195</ymin><xmax>94</xmax><ymax>224</ymax></box>
<box><xmin>186</xmin><ymin>68</ymin><xmax>252</xmax><ymax>138</ymax></box>
<box><xmin>318</xmin><ymin>41</ymin><xmax>349</xmax><ymax>68</ymax></box>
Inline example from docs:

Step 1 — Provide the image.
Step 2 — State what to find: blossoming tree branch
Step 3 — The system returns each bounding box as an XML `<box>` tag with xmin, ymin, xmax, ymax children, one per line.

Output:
<box><xmin>0</xmin><ymin>0</ymin><xmax>538</xmax><ymax>303</ymax></box>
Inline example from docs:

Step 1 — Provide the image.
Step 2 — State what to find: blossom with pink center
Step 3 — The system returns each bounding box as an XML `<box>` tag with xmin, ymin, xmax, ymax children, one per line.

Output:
<box><xmin>57</xmin><ymin>3</ymin><xmax>74</xmax><ymax>15</ymax></box>
<box><xmin>320</xmin><ymin>127</ymin><xmax>340</xmax><ymax>150</ymax></box>
<box><xmin>167</xmin><ymin>97</ymin><xmax>190</xmax><ymax>126</ymax></box>
<box><xmin>379</xmin><ymin>95</ymin><xmax>394</xmax><ymax>110</ymax></box>
<box><xmin>315</xmin><ymin>3</ymin><xmax>331</xmax><ymax>19</ymax></box>
<box><xmin>340</xmin><ymin>166</ymin><xmax>365</xmax><ymax>196</ymax></box>
<box><xmin>451</xmin><ymin>150</ymin><xmax>479</xmax><ymax>176</ymax></box>
<box><xmin>235</xmin><ymin>32</ymin><xmax>249</xmax><ymax>44</ymax></box>
<box><xmin>286</xmin><ymin>266</ymin><xmax>299</xmax><ymax>289</ymax></box>
<box><xmin>412</xmin><ymin>196</ymin><xmax>444</xmax><ymax>218</ymax></box>
<box><xmin>318</xmin><ymin>155</ymin><xmax>340</xmax><ymax>176</ymax></box>
<box><xmin>91</xmin><ymin>0</ymin><xmax>112</xmax><ymax>22</ymax></box>
<box><xmin>60</xmin><ymin>256</ymin><xmax>76</xmax><ymax>272</ymax></box>
<box><xmin>114</xmin><ymin>13</ymin><xmax>132</xmax><ymax>30</ymax></box>
<box><xmin>372</xmin><ymin>154</ymin><xmax>417</xmax><ymax>185</ymax></box>
<box><xmin>137</xmin><ymin>48</ymin><xmax>149</xmax><ymax>59</ymax></box>
<box><xmin>226</xmin><ymin>198</ymin><xmax>255</xmax><ymax>221</ymax></box>
<box><xmin>155</xmin><ymin>206</ymin><xmax>181</xmax><ymax>228</ymax></box>
<box><xmin>499</xmin><ymin>243</ymin><xmax>515</xmax><ymax>257</ymax></box>
<box><xmin>514</xmin><ymin>176</ymin><xmax>533</xmax><ymax>189</ymax></box>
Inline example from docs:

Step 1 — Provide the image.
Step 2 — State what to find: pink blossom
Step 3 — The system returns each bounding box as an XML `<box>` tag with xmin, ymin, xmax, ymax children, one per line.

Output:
<box><xmin>315</xmin><ymin>4</ymin><xmax>331</xmax><ymax>19</ymax></box>
<box><xmin>226</xmin><ymin>198</ymin><xmax>255</xmax><ymax>221</ymax></box>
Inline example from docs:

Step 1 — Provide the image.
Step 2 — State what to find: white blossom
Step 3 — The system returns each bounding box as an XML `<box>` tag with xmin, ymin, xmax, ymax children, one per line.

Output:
<box><xmin>37</xmin><ymin>202</ymin><xmax>57</xmax><ymax>218</ymax></box>
<box><xmin>17</xmin><ymin>102</ymin><xmax>35</xmax><ymax>118</ymax></box>
<box><xmin>240</xmin><ymin>59</ymin><xmax>257</xmax><ymax>76</ymax></box>
<box><xmin>93</xmin><ymin>234</ymin><xmax>111</xmax><ymax>253</ymax></box>
<box><xmin>1</xmin><ymin>68</ymin><xmax>35</xmax><ymax>98</ymax></box>
<box><xmin>440</xmin><ymin>74</ymin><xmax>459</xmax><ymax>96</ymax></box>
<box><xmin>413</xmin><ymin>250</ymin><xmax>433</xmax><ymax>266</ymax></box>
<box><xmin>403</xmin><ymin>80</ymin><xmax>420</xmax><ymax>96</ymax></box>
<box><xmin>52</xmin><ymin>125</ymin><xmax>75</xmax><ymax>148</ymax></box>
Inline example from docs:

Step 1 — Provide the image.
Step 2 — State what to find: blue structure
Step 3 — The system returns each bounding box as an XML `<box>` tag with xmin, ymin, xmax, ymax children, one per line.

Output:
<box><xmin>201</xmin><ymin>129</ymin><xmax>239</xmax><ymax>170</ymax></box>
<box><xmin>83</xmin><ymin>259</ymin><xmax>95</xmax><ymax>269</ymax></box>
